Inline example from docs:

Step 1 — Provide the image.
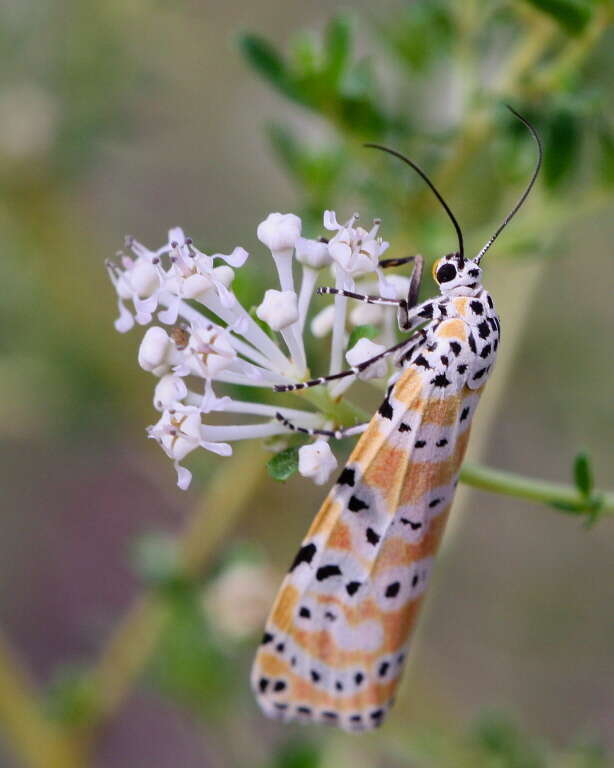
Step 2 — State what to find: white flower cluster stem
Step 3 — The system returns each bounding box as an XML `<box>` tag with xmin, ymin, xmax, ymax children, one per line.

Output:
<box><xmin>107</xmin><ymin>210</ymin><xmax>397</xmax><ymax>490</ymax></box>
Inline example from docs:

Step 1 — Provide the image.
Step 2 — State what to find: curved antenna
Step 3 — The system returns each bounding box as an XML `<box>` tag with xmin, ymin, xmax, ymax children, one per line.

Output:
<box><xmin>474</xmin><ymin>105</ymin><xmax>543</xmax><ymax>264</ymax></box>
<box><xmin>364</xmin><ymin>143</ymin><xmax>465</xmax><ymax>264</ymax></box>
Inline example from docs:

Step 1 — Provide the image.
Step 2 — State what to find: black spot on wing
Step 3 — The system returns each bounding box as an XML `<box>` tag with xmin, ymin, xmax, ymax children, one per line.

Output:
<box><xmin>261</xmin><ymin>632</ymin><xmax>274</xmax><ymax>645</ymax></box>
<box><xmin>436</xmin><ymin>438</ymin><xmax>448</xmax><ymax>447</ymax></box>
<box><xmin>385</xmin><ymin>582</ymin><xmax>400</xmax><ymax>598</ymax></box>
<box><xmin>487</xmin><ymin>294</ymin><xmax>494</xmax><ymax>308</ymax></box>
<box><xmin>310</xmin><ymin>670</ymin><xmax>321</xmax><ymax>683</ymax></box>
<box><xmin>432</xmin><ymin>373</ymin><xmax>451</xmax><ymax>388</ymax></box>
<box><xmin>419</xmin><ymin>303</ymin><xmax>434</xmax><ymax>319</ymax></box>
<box><xmin>477</xmin><ymin>320</ymin><xmax>490</xmax><ymax>339</ymax></box>
<box><xmin>413</xmin><ymin>354</ymin><xmax>431</xmax><ymax>369</ymax></box>
<box><xmin>273</xmin><ymin>680</ymin><xmax>287</xmax><ymax>692</ymax></box>
<box><xmin>470</xmin><ymin>300</ymin><xmax>483</xmax><ymax>315</ymax></box>
<box><xmin>346</xmin><ymin>581</ymin><xmax>361</xmax><ymax>596</ymax></box>
<box><xmin>414</xmin><ymin>440</ymin><xmax>426</xmax><ymax>448</ymax></box>
<box><xmin>400</xmin><ymin>518</ymin><xmax>422</xmax><ymax>530</ymax></box>
<box><xmin>472</xmin><ymin>367</ymin><xmax>488</xmax><ymax>380</ymax></box>
<box><xmin>398</xmin><ymin>422</ymin><xmax>411</xmax><ymax>433</ymax></box>
<box><xmin>378</xmin><ymin>396</ymin><xmax>393</xmax><ymax>420</ymax></box>
<box><xmin>289</xmin><ymin>543</ymin><xmax>316</xmax><ymax>572</ymax></box>
<box><xmin>259</xmin><ymin>677</ymin><xmax>269</xmax><ymax>692</ymax></box>
<box><xmin>378</xmin><ymin>662</ymin><xmax>389</xmax><ymax>677</ymax></box>
<box><xmin>299</xmin><ymin>606</ymin><xmax>311</xmax><ymax>618</ymax></box>
<box><xmin>457</xmin><ymin>363</ymin><xmax>467</xmax><ymax>374</ymax></box>
<box><xmin>468</xmin><ymin>332</ymin><xmax>477</xmax><ymax>353</ymax></box>
<box><xmin>354</xmin><ymin>672</ymin><xmax>364</xmax><ymax>686</ymax></box>
<box><xmin>316</xmin><ymin>564</ymin><xmax>342</xmax><ymax>581</ymax></box>
<box><xmin>460</xmin><ymin>406</ymin><xmax>470</xmax><ymax>422</ymax></box>
<box><xmin>429</xmin><ymin>498</ymin><xmax>441</xmax><ymax>508</ymax></box>
<box><xmin>337</xmin><ymin>467</ymin><xmax>356</xmax><ymax>486</ymax></box>
<box><xmin>480</xmin><ymin>343</ymin><xmax>492</xmax><ymax>358</ymax></box>
<box><xmin>348</xmin><ymin>495</ymin><xmax>369</xmax><ymax>512</ymax></box>
<box><xmin>366</xmin><ymin>527</ymin><xmax>380</xmax><ymax>546</ymax></box>
<box><xmin>449</xmin><ymin>341</ymin><xmax>461</xmax><ymax>356</ymax></box>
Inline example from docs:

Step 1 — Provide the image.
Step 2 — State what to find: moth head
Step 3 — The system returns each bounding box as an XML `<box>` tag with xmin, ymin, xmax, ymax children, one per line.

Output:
<box><xmin>432</xmin><ymin>252</ymin><xmax>482</xmax><ymax>295</ymax></box>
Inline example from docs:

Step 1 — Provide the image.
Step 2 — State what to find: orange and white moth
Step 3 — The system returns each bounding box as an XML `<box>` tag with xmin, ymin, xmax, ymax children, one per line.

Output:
<box><xmin>252</xmin><ymin>107</ymin><xmax>543</xmax><ymax>731</ymax></box>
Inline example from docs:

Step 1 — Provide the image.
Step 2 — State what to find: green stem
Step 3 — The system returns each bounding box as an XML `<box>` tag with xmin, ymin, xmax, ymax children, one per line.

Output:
<box><xmin>460</xmin><ymin>462</ymin><xmax>613</xmax><ymax>517</ymax></box>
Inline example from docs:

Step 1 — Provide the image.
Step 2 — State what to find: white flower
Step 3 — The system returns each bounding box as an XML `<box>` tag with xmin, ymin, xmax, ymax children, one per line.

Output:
<box><xmin>148</xmin><ymin>410</ymin><xmax>232</xmax><ymax>489</ymax></box>
<box><xmin>257</xmin><ymin>212</ymin><xmax>301</xmax><ymax>253</ymax></box>
<box><xmin>310</xmin><ymin>304</ymin><xmax>336</xmax><ymax>338</ymax></box>
<box><xmin>154</xmin><ymin>374</ymin><xmax>188</xmax><ymax>411</ymax></box>
<box><xmin>138</xmin><ymin>327</ymin><xmax>176</xmax><ymax>376</ymax></box>
<box><xmin>298</xmin><ymin>440</ymin><xmax>338</xmax><ymax>486</ymax></box>
<box><xmin>346</xmin><ymin>338</ymin><xmax>387</xmax><ymax>380</ymax></box>
<box><xmin>203</xmin><ymin>561</ymin><xmax>280</xmax><ymax>640</ymax></box>
<box><xmin>257</xmin><ymin>289</ymin><xmax>299</xmax><ymax>331</ymax></box>
<box><xmin>295</xmin><ymin>237</ymin><xmax>331</xmax><ymax>269</ymax></box>
<box><xmin>324</xmin><ymin>211</ymin><xmax>389</xmax><ymax>279</ymax></box>
<box><xmin>107</xmin><ymin>209</ymin><xmax>400</xmax><ymax>491</ymax></box>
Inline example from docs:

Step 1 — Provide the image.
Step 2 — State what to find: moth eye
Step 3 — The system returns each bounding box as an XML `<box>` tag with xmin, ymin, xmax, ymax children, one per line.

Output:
<box><xmin>436</xmin><ymin>262</ymin><xmax>457</xmax><ymax>284</ymax></box>
<box><xmin>431</xmin><ymin>259</ymin><xmax>443</xmax><ymax>281</ymax></box>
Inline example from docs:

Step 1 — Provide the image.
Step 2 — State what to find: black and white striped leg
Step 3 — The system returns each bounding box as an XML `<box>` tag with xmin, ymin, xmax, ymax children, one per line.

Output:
<box><xmin>275</xmin><ymin>413</ymin><xmax>369</xmax><ymax>440</ymax></box>
<box><xmin>378</xmin><ymin>255</ymin><xmax>417</xmax><ymax>269</ymax></box>
<box><xmin>316</xmin><ymin>286</ymin><xmax>402</xmax><ymax>307</ymax></box>
<box><xmin>273</xmin><ymin>338</ymin><xmax>411</xmax><ymax>392</ymax></box>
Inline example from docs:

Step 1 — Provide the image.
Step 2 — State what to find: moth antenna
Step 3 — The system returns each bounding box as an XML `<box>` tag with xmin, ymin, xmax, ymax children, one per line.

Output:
<box><xmin>474</xmin><ymin>105</ymin><xmax>543</xmax><ymax>264</ymax></box>
<box><xmin>364</xmin><ymin>142</ymin><xmax>465</xmax><ymax>265</ymax></box>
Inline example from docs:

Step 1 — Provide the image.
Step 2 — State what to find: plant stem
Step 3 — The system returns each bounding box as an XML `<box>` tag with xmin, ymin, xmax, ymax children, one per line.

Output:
<box><xmin>0</xmin><ymin>633</ymin><xmax>83</xmax><ymax>768</ymax></box>
<box><xmin>82</xmin><ymin>443</ymin><xmax>265</xmax><ymax>740</ymax></box>
<box><xmin>460</xmin><ymin>462</ymin><xmax>614</xmax><ymax>515</ymax></box>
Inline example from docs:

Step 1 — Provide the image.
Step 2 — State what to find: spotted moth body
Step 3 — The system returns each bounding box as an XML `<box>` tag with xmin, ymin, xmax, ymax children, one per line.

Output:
<box><xmin>252</xmin><ymin>107</ymin><xmax>542</xmax><ymax>731</ymax></box>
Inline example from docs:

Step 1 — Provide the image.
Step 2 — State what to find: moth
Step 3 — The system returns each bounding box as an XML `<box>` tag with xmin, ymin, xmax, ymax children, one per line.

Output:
<box><xmin>252</xmin><ymin>107</ymin><xmax>542</xmax><ymax>731</ymax></box>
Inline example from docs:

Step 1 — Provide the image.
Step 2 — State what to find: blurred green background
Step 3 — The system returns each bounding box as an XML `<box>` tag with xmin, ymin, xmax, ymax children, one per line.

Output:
<box><xmin>0</xmin><ymin>1</ymin><xmax>613</xmax><ymax>766</ymax></box>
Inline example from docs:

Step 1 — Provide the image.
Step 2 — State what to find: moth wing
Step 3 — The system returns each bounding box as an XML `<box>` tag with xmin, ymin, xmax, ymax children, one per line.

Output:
<box><xmin>252</xmin><ymin>366</ymin><xmax>478</xmax><ymax>731</ymax></box>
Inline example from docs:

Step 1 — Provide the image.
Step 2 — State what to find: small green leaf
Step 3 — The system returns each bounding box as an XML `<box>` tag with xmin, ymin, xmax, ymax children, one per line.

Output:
<box><xmin>523</xmin><ymin>0</ymin><xmax>594</xmax><ymax>35</ymax></box>
<box><xmin>347</xmin><ymin>324</ymin><xmax>379</xmax><ymax>349</ymax></box>
<box><xmin>573</xmin><ymin>451</ymin><xmax>593</xmax><ymax>497</ymax></box>
<box><xmin>238</xmin><ymin>34</ymin><xmax>296</xmax><ymax>100</ymax></box>
<box><xmin>325</xmin><ymin>15</ymin><xmax>352</xmax><ymax>85</ymax></box>
<box><xmin>598</xmin><ymin>125</ymin><xmax>614</xmax><ymax>185</ymax></box>
<box><xmin>544</xmin><ymin>107</ymin><xmax>581</xmax><ymax>189</ymax></box>
<box><xmin>268</xmin><ymin>446</ymin><xmax>300</xmax><ymax>481</ymax></box>
<box><xmin>550</xmin><ymin>500</ymin><xmax>583</xmax><ymax>514</ymax></box>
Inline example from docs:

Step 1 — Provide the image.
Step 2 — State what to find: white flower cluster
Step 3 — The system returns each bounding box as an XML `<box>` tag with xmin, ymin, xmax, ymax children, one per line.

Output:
<box><xmin>107</xmin><ymin>211</ymin><xmax>407</xmax><ymax>490</ymax></box>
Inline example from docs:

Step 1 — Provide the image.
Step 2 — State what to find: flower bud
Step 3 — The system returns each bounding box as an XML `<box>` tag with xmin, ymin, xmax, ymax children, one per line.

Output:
<box><xmin>256</xmin><ymin>289</ymin><xmax>299</xmax><ymax>331</ymax></box>
<box><xmin>298</xmin><ymin>440</ymin><xmax>338</xmax><ymax>485</ymax></box>
<box><xmin>295</xmin><ymin>237</ymin><xmax>331</xmax><ymax>269</ymax></box>
<box><xmin>257</xmin><ymin>212</ymin><xmax>301</xmax><ymax>252</ymax></box>
<box><xmin>153</xmin><ymin>374</ymin><xmax>188</xmax><ymax>411</ymax></box>
<box><xmin>345</xmin><ymin>337</ymin><xmax>387</xmax><ymax>380</ymax></box>
<box><xmin>138</xmin><ymin>327</ymin><xmax>172</xmax><ymax>374</ymax></box>
<box><xmin>212</xmin><ymin>265</ymin><xmax>235</xmax><ymax>288</ymax></box>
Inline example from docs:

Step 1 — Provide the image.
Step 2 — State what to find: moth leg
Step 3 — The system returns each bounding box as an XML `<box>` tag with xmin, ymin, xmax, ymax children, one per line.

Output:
<box><xmin>273</xmin><ymin>338</ymin><xmax>410</xmax><ymax>392</ymax></box>
<box><xmin>316</xmin><ymin>286</ymin><xmax>402</xmax><ymax>307</ymax></box>
<box><xmin>397</xmin><ymin>254</ymin><xmax>425</xmax><ymax>330</ymax></box>
<box><xmin>275</xmin><ymin>412</ymin><xmax>369</xmax><ymax>440</ymax></box>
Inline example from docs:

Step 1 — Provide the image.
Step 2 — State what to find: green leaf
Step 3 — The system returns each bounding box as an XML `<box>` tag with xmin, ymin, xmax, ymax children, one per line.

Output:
<box><xmin>267</xmin><ymin>446</ymin><xmax>300</xmax><ymax>481</ymax></box>
<box><xmin>573</xmin><ymin>451</ymin><xmax>593</xmax><ymax>497</ymax></box>
<box><xmin>324</xmin><ymin>15</ymin><xmax>352</xmax><ymax>85</ymax></box>
<box><xmin>382</xmin><ymin>0</ymin><xmax>453</xmax><ymax>72</ymax></box>
<box><xmin>543</xmin><ymin>107</ymin><xmax>581</xmax><ymax>189</ymax></box>
<box><xmin>598</xmin><ymin>125</ymin><xmax>614</xmax><ymax>185</ymax></box>
<box><xmin>238</xmin><ymin>34</ymin><xmax>296</xmax><ymax>100</ymax></box>
<box><xmin>347</xmin><ymin>324</ymin><xmax>379</xmax><ymax>349</ymax></box>
<box><xmin>523</xmin><ymin>0</ymin><xmax>594</xmax><ymax>36</ymax></box>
